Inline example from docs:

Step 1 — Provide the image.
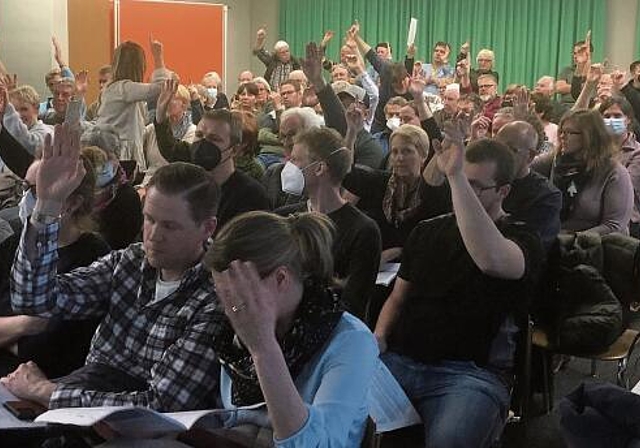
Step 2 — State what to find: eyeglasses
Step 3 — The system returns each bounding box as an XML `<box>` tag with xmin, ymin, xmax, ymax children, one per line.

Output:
<box><xmin>477</xmin><ymin>58</ymin><xmax>493</xmax><ymax>62</ymax></box>
<box><xmin>559</xmin><ymin>129</ymin><xmax>582</xmax><ymax>136</ymax></box>
<box><xmin>478</xmin><ymin>84</ymin><xmax>496</xmax><ymax>89</ymax></box>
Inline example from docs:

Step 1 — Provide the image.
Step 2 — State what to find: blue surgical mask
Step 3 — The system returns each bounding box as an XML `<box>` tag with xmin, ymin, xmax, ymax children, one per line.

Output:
<box><xmin>603</xmin><ymin>117</ymin><xmax>627</xmax><ymax>136</ymax></box>
<box><xmin>206</xmin><ymin>87</ymin><xmax>218</xmax><ymax>100</ymax></box>
<box><xmin>18</xmin><ymin>190</ymin><xmax>37</xmax><ymax>225</ymax></box>
<box><xmin>96</xmin><ymin>162</ymin><xmax>116</xmax><ymax>188</ymax></box>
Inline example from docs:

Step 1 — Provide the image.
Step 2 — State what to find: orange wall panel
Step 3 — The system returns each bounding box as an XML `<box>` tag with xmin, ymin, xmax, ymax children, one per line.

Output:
<box><xmin>118</xmin><ymin>0</ymin><xmax>225</xmax><ymax>85</ymax></box>
<box><xmin>68</xmin><ymin>0</ymin><xmax>113</xmax><ymax>104</ymax></box>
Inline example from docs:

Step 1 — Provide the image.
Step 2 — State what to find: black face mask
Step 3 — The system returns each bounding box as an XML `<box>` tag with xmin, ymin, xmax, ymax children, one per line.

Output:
<box><xmin>192</xmin><ymin>139</ymin><xmax>222</xmax><ymax>170</ymax></box>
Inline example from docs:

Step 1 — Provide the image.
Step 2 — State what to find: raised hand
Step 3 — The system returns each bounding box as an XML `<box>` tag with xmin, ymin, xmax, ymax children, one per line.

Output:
<box><xmin>345</xmin><ymin>53</ymin><xmax>365</xmax><ymax>75</ymax></box>
<box><xmin>512</xmin><ymin>87</ymin><xmax>530</xmax><ymax>119</ymax></box>
<box><xmin>408</xmin><ymin>75</ymin><xmax>426</xmax><ymax>100</ymax></box>
<box><xmin>460</xmin><ymin>41</ymin><xmax>470</xmax><ymax>55</ymax></box>
<box><xmin>74</xmin><ymin>70</ymin><xmax>89</xmax><ymax>96</ymax></box>
<box><xmin>270</xmin><ymin>91</ymin><xmax>282</xmax><ymax>110</ymax></box>
<box><xmin>436</xmin><ymin>120</ymin><xmax>466</xmax><ymax>177</ymax></box>
<box><xmin>52</xmin><ymin>36</ymin><xmax>66</xmax><ymax>67</ymax></box>
<box><xmin>586</xmin><ymin>63</ymin><xmax>604</xmax><ymax>84</ymax></box>
<box><xmin>346</xmin><ymin>21</ymin><xmax>360</xmax><ymax>40</ymax></box>
<box><xmin>213</xmin><ymin>261</ymin><xmax>279</xmax><ymax>353</ymax></box>
<box><xmin>256</xmin><ymin>26</ymin><xmax>267</xmax><ymax>41</ymax></box>
<box><xmin>611</xmin><ymin>69</ymin><xmax>627</xmax><ymax>90</ymax></box>
<box><xmin>37</xmin><ymin>124</ymin><xmax>85</xmax><ymax>206</ymax></box>
<box><xmin>301</xmin><ymin>42</ymin><xmax>325</xmax><ymax>89</ymax></box>
<box><xmin>321</xmin><ymin>30</ymin><xmax>334</xmax><ymax>47</ymax></box>
<box><xmin>345</xmin><ymin>102</ymin><xmax>365</xmax><ymax>133</ymax></box>
<box><xmin>1</xmin><ymin>73</ymin><xmax>17</xmax><ymax>91</ymax></box>
<box><xmin>456</xmin><ymin>59</ymin><xmax>469</xmax><ymax>78</ymax></box>
<box><xmin>0</xmin><ymin>80</ymin><xmax>9</xmax><ymax>117</ymax></box>
<box><xmin>407</xmin><ymin>43</ymin><xmax>416</xmax><ymax>58</ymax></box>
<box><xmin>149</xmin><ymin>34</ymin><xmax>164</xmax><ymax>68</ymax></box>
<box><xmin>156</xmin><ymin>78</ymin><xmax>178</xmax><ymax>123</ymax></box>
<box><xmin>470</xmin><ymin>114</ymin><xmax>492</xmax><ymax>140</ymax></box>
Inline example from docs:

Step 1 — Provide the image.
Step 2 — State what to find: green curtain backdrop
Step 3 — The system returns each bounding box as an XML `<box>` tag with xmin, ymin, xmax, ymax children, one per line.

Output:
<box><xmin>279</xmin><ymin>0</ymin><xmax>606</xmax><ymax>90</ymax></box>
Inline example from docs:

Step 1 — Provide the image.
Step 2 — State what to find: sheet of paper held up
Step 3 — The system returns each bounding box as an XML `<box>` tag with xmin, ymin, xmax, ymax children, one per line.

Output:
<box><xmin>407</xmin><ymin>17</ymin><xmax>418</xmax><ymax>47</ymax></box>
<box><xmin>376</xmin><ymin>262</ymin><xmax>401</xmax><ymax>286</ymax></box>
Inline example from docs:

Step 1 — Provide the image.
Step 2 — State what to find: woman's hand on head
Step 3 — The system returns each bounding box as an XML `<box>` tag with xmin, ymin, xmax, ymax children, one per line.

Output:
<box><xmin>214</xmin><ymin>261</ymin><xmax>280</xmax><ymax>354</ymax></box>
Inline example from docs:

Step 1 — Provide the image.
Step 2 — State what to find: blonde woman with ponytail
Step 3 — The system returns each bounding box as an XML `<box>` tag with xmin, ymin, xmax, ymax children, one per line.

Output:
<box><xmin>205</xmin><ymin>210</ymin><xmax>378</xmax><ymax>448</ymax></box>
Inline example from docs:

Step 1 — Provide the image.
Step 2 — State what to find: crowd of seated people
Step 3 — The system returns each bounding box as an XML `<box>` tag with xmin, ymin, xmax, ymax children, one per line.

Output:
<box><xmin>0</xmin><ymin>16</ymin><xmax>636</xmax><ymax>448</ymax></box>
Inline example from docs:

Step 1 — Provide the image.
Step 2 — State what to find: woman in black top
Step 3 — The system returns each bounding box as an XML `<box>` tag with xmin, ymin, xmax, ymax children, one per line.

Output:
<box><xmin>344</xmin><ymin>115</ymin><xmax>449</xmax><ymax>263</ymax></box>
<box><xmin>0</xmin><ymin>151</ymin><xmax>110</xmax><ymax>378</ymax></box>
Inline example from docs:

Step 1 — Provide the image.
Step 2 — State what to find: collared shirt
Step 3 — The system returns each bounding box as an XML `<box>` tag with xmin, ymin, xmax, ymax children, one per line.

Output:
<box><xmin>11</xmin><ymin>222</ymin><xmax>224</xmax><ymax>411</ymax></box>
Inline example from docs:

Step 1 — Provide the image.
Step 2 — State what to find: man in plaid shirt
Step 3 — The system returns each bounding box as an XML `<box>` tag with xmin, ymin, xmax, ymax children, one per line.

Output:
<box><xmin>1</xmin><ymin>125</ymin><xmax>223</xmax><ymax>411</ymax></box>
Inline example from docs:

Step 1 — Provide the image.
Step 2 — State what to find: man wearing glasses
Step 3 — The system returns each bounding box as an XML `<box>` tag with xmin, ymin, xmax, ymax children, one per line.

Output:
<box><xmin>375</xmin><ymin>134</ymin><xmax>544</xmax><ymax>447</ymax></box>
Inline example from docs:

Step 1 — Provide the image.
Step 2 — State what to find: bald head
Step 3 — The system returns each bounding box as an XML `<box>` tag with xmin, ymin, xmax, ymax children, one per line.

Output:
<box><xmin>496</xmin><ymin>121</ymin><xmax>539</xmax><ymax>178</ymax></box>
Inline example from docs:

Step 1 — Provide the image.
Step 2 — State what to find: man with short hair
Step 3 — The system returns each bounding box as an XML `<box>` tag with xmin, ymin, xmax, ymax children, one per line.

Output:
<box><xmin>534</xmin><ymin>76</ymin><xmax>569</xmax><ymax>123</ymax></box>
<box><xmin>279</xmin><ymin>79</ymin><xmax>304</xmax><ymax>110</ymax></box>
<box><xmin>253</xmin><ymin>27</ymin><xmax>301</xmax><ymax>91</ymax></box>
<box><xmin>376</xmin><ymin>135</ymin><xmax>544</xmax><ymax>447</ymax></box>
<box><xmin>262</xmin><ymin>106</ymin><xmax>324</xmax><ymax>209</ymax></box>
<box><xmin>620</xmin><ymin>60</ymin><xmax>640</xmax><ymax>122</ymax></box>
<box><xmin>3</xmin><ymin>84</ymin><xmax>53</xmax><ymax>154</ymax></box>
<box><xmin>154</xmin><ymin>80</ymin><xmax>269</xmax><ymax>229</ymax></box>
<box><xmin>349</xmin><ymin>23</ymin><xmax>412</xmax><ymax>134</ymax></box>
<box><xmin>276</xmin><ymin>127</ymin><xmax>382</xmax><ymax>321</ymax></box>
<box><xmin>42</xmin><ymin>78</ymin><xmax>75</xmax><ymax>126</ymax></box>
<box><xmin>469</xmin><ymin>48</ymin><xmax>500</xmax><ymax>93</ymax></box>
<box><xmin>366</xmin><ymin>42</ymin><xmax>393</xmax><ymax>85</ymax></box>
<box><xmin>86</xmin><ymin>65</ymin><xmax>112</xmax><ymax>121</ymax></box>
<box><xmin>476</xmin><ymin>73</ymin><xmax>502</xmax><ymax>120</ymax></box>
<box><xmin>556</xmin><ymin>39</ymin><xmax>593</xmax><ymax>105</ymax></box>
<box><xmin>419</xmin><ymin>41</ymin><xmax>455</xmax><ymax>95</ymax></box>
<box><xmin>434</xmin><ymin>83</ymin><xmax>461</xmax><ymax>130</ymax></box>
<box><xmin>2</xmin><ymin>127</ymin><xmax>223</xmax><ymax>411</ymax></box>
<box><xmin>38</xmin><ymin>37</ymin><xmax>75</xmax><ymax>117</ymax></box>
<box><xmin>496</xmin><ymin>121</ymin><xmax>562</xmax><ymax>249</ymax></box>
<box><xmin>238</xmin><ymin>70</ymin><xmax>254</xmax><ymax>85</ymax></box>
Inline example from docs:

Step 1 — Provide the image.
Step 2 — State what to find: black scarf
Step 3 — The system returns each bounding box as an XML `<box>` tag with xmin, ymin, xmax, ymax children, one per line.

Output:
<box><xmin>551</xmin><ymin>153</ymin><xmax>591</xmax><ymax>222</ymax></box>
<box><xmin>212</xmin><ymin>280</ymin><xmax>344</xmax><ymax>406</ymax></box>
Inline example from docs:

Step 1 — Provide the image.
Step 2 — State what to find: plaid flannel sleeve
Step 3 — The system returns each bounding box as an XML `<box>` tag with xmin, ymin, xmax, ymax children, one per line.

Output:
<box><xmin>11</xmin><ymin>222</ymin><xmax>117</xmax><ymax>318</ymax></box>
<box><xmin>50</xmin><ymin>299</ymin><xmax>223</xmax><ymax>411</ymax></box>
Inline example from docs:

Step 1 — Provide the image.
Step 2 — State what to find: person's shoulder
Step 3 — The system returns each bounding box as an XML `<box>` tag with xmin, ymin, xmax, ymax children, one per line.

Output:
<box><xmin>228</xmin><ymin>169</ymin><xmax>268</xmax><ymax>193</ymax></box>
<box><xmin>335</xmin><ymin>203</ymin><xmax>379</xmax><ymax>230</ymax></box>
<box><xmin>329</xmin><ymin>312</ymin><xmax>377</xmax><ymax>352</ymax></box>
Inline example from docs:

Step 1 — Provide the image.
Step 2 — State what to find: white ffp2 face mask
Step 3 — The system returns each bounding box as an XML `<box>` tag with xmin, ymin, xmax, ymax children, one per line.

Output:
<box><xmin>280</xmin><ymin>161</ymin><xmax>305</xmax><ymax>196</ymax></box>
<box><xmin>386</xmin><ymin>116</ymin><xmax>401</xmax><ymax>131</ymax></box>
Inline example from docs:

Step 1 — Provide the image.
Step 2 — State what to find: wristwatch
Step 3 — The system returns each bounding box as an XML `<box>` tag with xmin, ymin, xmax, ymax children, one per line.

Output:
<box><xmin>30</xmin><ymin>209</ymin><xmax>61</xmax><ymax>226</ymax></box>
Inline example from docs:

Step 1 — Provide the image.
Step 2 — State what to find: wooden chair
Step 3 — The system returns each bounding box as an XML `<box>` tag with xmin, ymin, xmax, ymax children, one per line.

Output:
<box><xmin>532</xmin><ymin>327</ymin><xmax>640</xmax><ymax>412</ymax></box>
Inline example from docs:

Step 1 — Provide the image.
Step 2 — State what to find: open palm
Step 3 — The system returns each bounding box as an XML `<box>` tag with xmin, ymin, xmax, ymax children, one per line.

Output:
<box><xmin>37</xmin><ymin>124</ymin><xmax>85</xmax><ymax>204</ymax></box>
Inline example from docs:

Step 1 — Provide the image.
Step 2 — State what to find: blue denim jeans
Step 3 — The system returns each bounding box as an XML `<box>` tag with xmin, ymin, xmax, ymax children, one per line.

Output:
<box><xmin>381</xmin><ymin>351</ymin><xmax>510</xmax><ymax>448</ymax></box>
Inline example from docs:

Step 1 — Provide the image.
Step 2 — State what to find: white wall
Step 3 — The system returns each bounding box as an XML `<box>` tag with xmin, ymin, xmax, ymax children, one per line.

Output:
<box><xmin>606</xmin><ymin>0</ymin><xmax>639</xmax><ymax>69</ymax></box>
<box><xmin>0</xmin><ymin>0</ymin><xmax>68</xmax><ymax>97</ymax></box>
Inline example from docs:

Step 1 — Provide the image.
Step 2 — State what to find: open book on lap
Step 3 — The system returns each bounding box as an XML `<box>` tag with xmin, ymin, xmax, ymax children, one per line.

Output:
<box><xmin>36</xmin><ymin>403</ymin><xmax>266</xmax><ymax>439</ymax></box>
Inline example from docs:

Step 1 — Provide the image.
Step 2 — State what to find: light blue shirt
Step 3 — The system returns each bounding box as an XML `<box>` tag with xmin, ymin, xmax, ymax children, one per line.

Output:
<box><xmin>421</xmin><ymin>63</ymin><xmax>455</xmax><ymax>95</ymax></box>
<box><xmin>220</xmin><ymin>312</ymin><xmax>379</xmax><ymax>448</ymax></box>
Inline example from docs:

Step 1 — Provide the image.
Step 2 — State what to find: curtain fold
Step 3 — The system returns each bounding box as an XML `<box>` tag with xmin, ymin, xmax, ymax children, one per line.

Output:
<box><xmin>279</xmin><ymin>0</ymin><xmax>606</xmax><ymax>91</ymax></box>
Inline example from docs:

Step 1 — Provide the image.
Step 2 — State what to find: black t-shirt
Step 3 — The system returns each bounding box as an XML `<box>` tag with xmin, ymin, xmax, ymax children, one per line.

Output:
<box><xmin>276</xmin><ymin>202</ymin><xmax>382</xmax><ymax>320</ymax></box>
<box><xmin>504</xmin><ymin>171</ymin><xmax>562</xmax><ymax>251</ymax></box>
<box><xmin>99</xmin><ymin>183</ymin><xmax>143</xmax><ymax>250</ymax></box>
<box><xmin>1</xmin><ymin>232</ymin><xmax>111</xmax><ymax>378</ymax></box>
<box><xmin>219</xmin><ymin>170</ymin><xmax>270</xmax><ymax>231</ymax></box>
<box><xmin>342</xmin><ymin>166</ymin><xmax>451</xmax><ymax>251</ymax></box>
<box><xmin>389</xmin><ymin>213</ymin><xmax>543</xmax><ymax>367</ymax></box>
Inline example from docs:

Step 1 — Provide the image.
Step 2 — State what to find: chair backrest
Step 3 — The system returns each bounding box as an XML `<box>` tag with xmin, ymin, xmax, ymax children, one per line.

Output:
<box><xmin>601</xmin><ymin>233</ymin><xmax>640</xmax><ymax>310</ymax></box>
